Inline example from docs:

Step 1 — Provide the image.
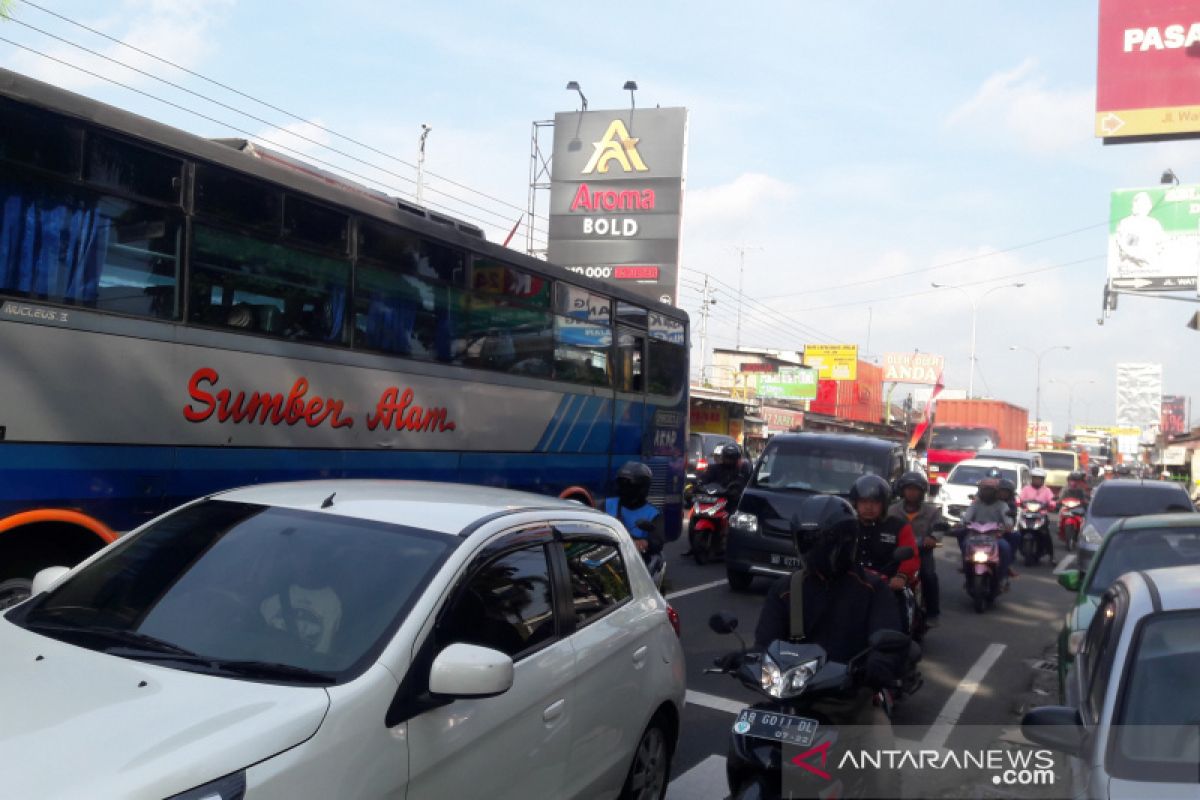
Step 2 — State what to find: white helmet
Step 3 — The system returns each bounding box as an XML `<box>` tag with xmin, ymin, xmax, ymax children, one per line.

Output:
<box><xmin>1031</xmin><ymin>468</ymin><xmax>1047</xmax><ymax>479</ymax></box>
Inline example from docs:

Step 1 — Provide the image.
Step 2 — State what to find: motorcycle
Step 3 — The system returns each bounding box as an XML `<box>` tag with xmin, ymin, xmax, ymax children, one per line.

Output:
<box><xmin>960</xmin><ymin>521</ymin><xmax>1006</xmax><ymax>613</ymax></box>
<box><xmin>707</xmin><ymin>612</ymin><xmax>913</xmax><ymax>799</ymax></box>
<box><xmin>1017</xmin><ymin>499</ymin><xmax>1053</xmax><ymax>567</ymax></box>
<box><xmin>1058</xmin><ymin>496</ymin><xmax>1086</xmax><ymax>553</ymax></box>
<box><xmin>688</xmin><ymin>482</ymin><xmax>732</xmax><ymax>565</ymax></box>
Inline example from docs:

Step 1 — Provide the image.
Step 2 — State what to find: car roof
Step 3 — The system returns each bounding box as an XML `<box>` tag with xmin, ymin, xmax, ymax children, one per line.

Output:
<box><xmin>1095</xmin><ymin>479</ymin><xmax>1190</xmax><ymax>495</ymax></box>
<box><xmin>1127</xmin><ymin>565</ymin><xmax>1200</xmax><ymax>613</ymax></box>
<box><xmin>768</xmin><ymin>432</ymin><xmax>898</xmax><ymax>451</ymax></box>
<box><xmin>1035</xmin><ymin>449</ymin><xmax>1075</xmax><ymax>455</ymax></box>
<box><xmin>977</xmin><ymin>449</ymin><xmax>1034</xmax><ymax>458</ymax></box>
<box><xmin>210</xmin><ymin>480</ymin><xmax>595</xmax><ymax>536</ymax></box>
<box><xmin>952</xmin><ymin>459</ymin><xmax>1021</xmax><ymax>472</ymax></box>
<box><xmin>1114</xmin><ymin>512</ymin><xmax>1200</xmax><ymax>531</ymax></box>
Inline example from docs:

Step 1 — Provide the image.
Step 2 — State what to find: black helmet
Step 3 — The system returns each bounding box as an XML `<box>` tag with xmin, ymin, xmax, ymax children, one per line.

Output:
<box><xmin>616</xmin><ymin>461</ymin><xmax>652</xmax><ymax>506</ymax></box>
<box><xmin>977</xmin><ymin>476</ymin><xmax>1000</xmax><ymax>503</ymax></box>
<box><xmin>895</xmin><ymin>470</ymin><xmax>929</xmax><ymax>495</ymax></box>
<box><xmin>1068</xmin><ymin>470</ymin><xmax>1086</xmax><ymax>483</ymax></box>
<box><xmin>792</xmin><ymin>495</ymin><xmax>859</xmax><ymax>575</ymax></box>
<box><xmin>849</xmin><ymin>474</ymin><xmax>891</xmax><ymax>507</ymax></box>
<box><xmin>997</xmin><ymin>478</ymin><xmax>1016</xmax><ymax>496</ymax></box>
<box><xmin>718</xmin><ymin>443</ymin><xmax>741</xmax><ymax>465</ymax></box>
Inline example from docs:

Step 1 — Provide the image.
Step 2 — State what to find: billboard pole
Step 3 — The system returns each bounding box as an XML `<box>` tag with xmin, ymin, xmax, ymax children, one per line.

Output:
<box><xmin>732</xmin><ymin>244</ymin><xmax>762</xmax><ymax>350</ymax></box>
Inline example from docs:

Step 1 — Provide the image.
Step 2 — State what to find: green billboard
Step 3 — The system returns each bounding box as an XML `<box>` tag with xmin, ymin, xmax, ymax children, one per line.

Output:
<box><xmin>757</xmin><ymin>367</ymin><xmax>818</xmax><ymax>399</ymax></box>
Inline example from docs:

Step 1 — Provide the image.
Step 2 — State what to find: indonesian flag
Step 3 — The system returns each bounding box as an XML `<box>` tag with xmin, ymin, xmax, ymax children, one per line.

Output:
<box><xmin>908</xmin><ymin>371</ymin><xmax>945</xmax><ymax>450</ymax></box>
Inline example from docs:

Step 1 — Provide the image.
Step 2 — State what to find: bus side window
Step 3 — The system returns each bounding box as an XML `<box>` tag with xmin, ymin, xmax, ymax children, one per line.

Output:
<box><xmin>646</xmin><ymin>339</ymin><xmax>685</xmax><ymax>396</ymax></box>
<box><xmin>617</xmin><ymin>331</ymin><xmax>645</xmax><ymax>394</ymax></box>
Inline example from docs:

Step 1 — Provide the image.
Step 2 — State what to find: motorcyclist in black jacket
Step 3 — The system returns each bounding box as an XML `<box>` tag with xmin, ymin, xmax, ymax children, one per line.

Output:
<box><xmin>754</xmin><ymin>495</ymin><xmax>905</xmax><ymax>730</ymax></box>
<box><xmin>699</xmin><ymin>442</ymin><xmax>752</xmax><ymax>501</ymax></box>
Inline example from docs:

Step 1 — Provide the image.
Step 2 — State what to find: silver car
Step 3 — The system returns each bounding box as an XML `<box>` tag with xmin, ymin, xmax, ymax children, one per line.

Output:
<box><xmin>1023</xmin><ymin>565</ymin><xmax>1200</xmax><ymax>799</ymax></box>
<box><xmin>1077</xmin><ymin>479</ymin><xmax>1195</xmax><ymax>572</ymax></box>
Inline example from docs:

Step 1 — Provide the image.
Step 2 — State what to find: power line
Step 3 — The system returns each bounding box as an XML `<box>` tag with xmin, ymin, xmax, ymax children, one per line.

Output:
<box><xmin>681</xmin><ymin>267</ymin><xmax>844</xmax><ymax>344</ymax></box>
<box><xmin>792</xmin><ymin>254</ymin><xmax>1103</xmax><ymax>312</ymax></box>
<box><xmin>0</xmin><ymin>35</ymin><xmax>549</xmax><ymax>247</ymax></box>
<box><xmin>19</xmin><ymin>0</ymin><xmax>543</xmax><ymax>222</ymax></box>
<box><xmin>4</xmin><ymin>15</ymin><xmax>545</xmax><ymax>239</ymax></box>
<box><xmin>759</xmin><ymin>222</ymin><xmax>1108</xmax><ymax>299</ymax></box>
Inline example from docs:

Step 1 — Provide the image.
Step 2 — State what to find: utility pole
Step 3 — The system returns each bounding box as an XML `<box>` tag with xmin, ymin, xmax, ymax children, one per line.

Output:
<box><xmin>731</xmin><ymin>244</ymin><xmax>762</xmax><ymax>351</ymax></box>
<box><xmin>697</xmin><ymin>273</ymin><xmax>716</xmax><ymax>385</ymax></box>
<box><xmin>416</xmin><ymin>124</ymin><xmax>432</xmax><ymax>205</ymax></box>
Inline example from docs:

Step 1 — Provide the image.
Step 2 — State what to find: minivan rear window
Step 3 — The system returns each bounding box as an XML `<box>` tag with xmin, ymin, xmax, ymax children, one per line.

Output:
<box><xmin>753</xmin><ymin>441</ymin><xmax>889</xmax><ymax>494</ymax></box>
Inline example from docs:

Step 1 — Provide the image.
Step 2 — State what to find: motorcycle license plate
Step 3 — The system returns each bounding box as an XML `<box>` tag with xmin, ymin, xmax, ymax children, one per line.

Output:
<box><xmin>770</xmin><ymin>554</ymin><xmax>802</xmax><ymax>568</ymax></box>
<box><xmin>733</xmin><ymin>708</ymin><xmax>820</xmax><ymax>747</ymax></box>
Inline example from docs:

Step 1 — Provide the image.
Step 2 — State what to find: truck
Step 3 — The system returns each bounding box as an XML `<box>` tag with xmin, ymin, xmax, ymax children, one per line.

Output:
<box><xmin>925</xmin><ymin>399</ymin><xmax>1030</xmax><ymax>491</ymax></box>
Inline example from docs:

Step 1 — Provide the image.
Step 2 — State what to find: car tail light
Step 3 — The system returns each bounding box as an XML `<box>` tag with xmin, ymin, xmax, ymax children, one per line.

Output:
<box><xmin>666</xmin><ymin>604</ymin><xmax>681</xmax><ymax>637</ymax></box>
<box><xmin>696</xmin><ymin>459</ymin><xmax>708</xmax><ymax>472</ymax></box>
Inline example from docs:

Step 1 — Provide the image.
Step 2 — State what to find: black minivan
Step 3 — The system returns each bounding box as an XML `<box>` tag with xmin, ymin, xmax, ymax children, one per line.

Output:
<box><xmin>725</xmin><ymin>432</ymin><xmax>906</xmax><ymax>590</ymax></box>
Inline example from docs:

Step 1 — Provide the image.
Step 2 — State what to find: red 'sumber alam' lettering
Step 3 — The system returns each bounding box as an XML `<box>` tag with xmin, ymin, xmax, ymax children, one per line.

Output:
<box><xmin>183</xmin><ymin>368</ymin><xmax>354</xmax><ymax>429</ymax></box>
<box><xmin>366</xmin><ymin>387</ymin><xmax>457</xmax><ymax>433</ymax></box>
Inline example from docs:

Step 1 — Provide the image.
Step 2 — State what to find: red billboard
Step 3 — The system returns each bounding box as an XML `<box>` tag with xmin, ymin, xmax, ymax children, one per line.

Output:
<box><xmin>1162</xmin><ymin>394</ymin><xmax>1188</xmax><ymax>435</ymax></box>
<box><xmin>1097</xmin><ymin>0</ymin><xmax>1200</xmax><ymax>138</ymax></box>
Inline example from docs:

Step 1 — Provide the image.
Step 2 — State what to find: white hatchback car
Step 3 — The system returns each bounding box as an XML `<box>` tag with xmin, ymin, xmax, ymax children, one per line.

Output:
<box><xmin>0</xmin><ymin>481</ymin><xmax>685</xmax><ymax>800</ymax></box>
<box><xmin>938</xmin><ymin>458</ymin><xmax>1031</xmax><ymax>523</ymax></box>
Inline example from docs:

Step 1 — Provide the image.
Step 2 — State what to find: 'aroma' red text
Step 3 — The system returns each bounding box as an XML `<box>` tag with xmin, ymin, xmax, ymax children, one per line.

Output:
<box><xmin>183</xmin><ymin>368</ymin><xmax>354</xmax><ymax>429</ymax></box>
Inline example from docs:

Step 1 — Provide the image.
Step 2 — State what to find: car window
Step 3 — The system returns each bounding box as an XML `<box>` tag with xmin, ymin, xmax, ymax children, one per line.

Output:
<box><xmin>753</xmin><ymin>441</ymin><xmax>889</xmax><ymax>494</ymax></box>
<box><xmin>1110</xmin><ymin>611</ymin><xmax>1200</xmax><ymax>782</ymax></box>
<box><xmin>1082</xmin><ymin>592</ymin><xmax>1123</xmax><ymax>723</ymax></box>
<box><xmin>1091</xmin><ymin>486</ymin><xmax>1195</xmax><ymax>517</ymax></box>
<box><xmin>440</xmin><ymin>544</ymin><xmax>558</xmax><ymax>659</ymax></box>
<box><xmin>562</xmin><ymin>540</ymin><xmax>632</xmax><ymax>626</ymax></box>
<box><xmin>947</xmin><ymin>464</ymin><xmax>1017</xmax><ymax>486</ymax></box>
<box><xmin>1040</xmin><ymin>452</ymin><xmax>1077</xmax><ymax>471</ymax></box>
<box><xmin>14</xmin><ymin>501</ymin><xmax>454</xmax><ymax>681</ymax></box>
<box><xmin>1086</xmin><ymin>528</ymin><xmax>1200</xmax><ymax>595</ymax></box>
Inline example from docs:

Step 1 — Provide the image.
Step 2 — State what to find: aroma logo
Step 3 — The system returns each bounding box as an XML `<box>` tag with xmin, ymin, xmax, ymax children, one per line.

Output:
<box><xmin>581</xmin><ymin>120</ymin><xmax>649</xmax><ymax>175</ymax></box>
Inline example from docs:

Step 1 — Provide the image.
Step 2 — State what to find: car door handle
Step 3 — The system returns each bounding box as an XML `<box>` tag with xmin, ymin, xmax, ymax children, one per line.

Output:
<box><xmin>632</xmin><ymin>645</ymin><xmax>648</xmax><ymax>666</ymax></box>
<box><xmin>543</xmin><ymin>699</ymin><xmax>566</xmax><ymax>723</ymax></box>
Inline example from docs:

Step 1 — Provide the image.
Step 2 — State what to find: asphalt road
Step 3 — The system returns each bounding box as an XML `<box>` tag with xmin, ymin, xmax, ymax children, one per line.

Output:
<box><xmin>660</xmin><ymin>528</ymin><xmax>1075</xmax><ymax>800</ymax></box>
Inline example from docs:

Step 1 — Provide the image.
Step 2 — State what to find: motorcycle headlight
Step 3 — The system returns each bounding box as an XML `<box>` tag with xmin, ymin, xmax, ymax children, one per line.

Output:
<box><xmin>730</xmin><ymin>512</ymin><xmax>759</xmax><ymax>533</ymax></box>
<box><xmin>1082</xmin><ymin>524</ymin><xmax>1103</xmax><ymax>546</ymax></box>
<box><xmin>972</xmin><ymin>550</ymin><xmax>989</xmax><ymax>563</ymax></box>
<box><xmin>760</xmin><ymin>652</ymin><xmax>820</xmax><ymax>699</ymax></box>
<box><xmin>1026</xmin><ymin>502</ymin><xmax>1042</xmax><ymax>512</ymax></box>
<box><xmin>165</xmin><ymin>771</ymin><xmax>246</xmax><ymax>800</ymax></box>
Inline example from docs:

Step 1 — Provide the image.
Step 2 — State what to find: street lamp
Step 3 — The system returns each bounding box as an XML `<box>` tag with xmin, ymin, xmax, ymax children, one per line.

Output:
<box><xmin>623</xmin><ymin>80</ymin><xmax>638</xmax><ymax>111</ymax></box>
<box><xmin>930</xmin><ymin>281</ymin><xmax>1026</xmax><ymax>398</ymax></box>
<box><xmin>565</xmin><ymin>81</ymin><xmax>588</xmax><ymax>111</ymax></box>
<box><xmin>1050</xmin><ymin>378</ymin><xmax>1096</xmax><ymax>434</ymax></box>
<box><xmin>1010</xmin><ymin>344</ymin><xmax>1070</xmax><ymax>441</ymax></box>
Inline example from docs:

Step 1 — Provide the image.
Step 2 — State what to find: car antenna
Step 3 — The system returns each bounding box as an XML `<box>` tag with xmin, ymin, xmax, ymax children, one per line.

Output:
<box><xmin>321</xmin><ymin>492</ymin><xmax>336</xmax><ymax>509</ymax></box>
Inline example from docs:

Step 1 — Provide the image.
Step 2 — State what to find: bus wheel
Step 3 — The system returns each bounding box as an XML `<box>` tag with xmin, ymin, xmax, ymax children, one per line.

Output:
<box><xmin>0</xmin><ymin>578</ymin><xmax>32</xmax><ymax>611</ymax></box>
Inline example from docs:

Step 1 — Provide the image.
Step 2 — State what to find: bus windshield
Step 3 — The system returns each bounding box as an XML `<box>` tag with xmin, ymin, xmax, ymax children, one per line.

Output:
<box><xmin>931</xmin><ymin>427</ymin><xmax>996</xmax><ymax>450</ymax></box>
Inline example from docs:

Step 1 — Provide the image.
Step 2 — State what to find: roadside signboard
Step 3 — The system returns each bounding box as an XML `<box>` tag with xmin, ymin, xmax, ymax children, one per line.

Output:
<box><xmin>1107</xmin><ymin>184</ymin><xmax>1200</xmax><ymax>292</ymax></box>
<box><xmin>803</xmin><ymin>345</ymin><xmax>858</xmax><ymax>381</ymax></box>
<box><xmin>882</xmin><ymin>352</ymin><xmax>944</xmax><ymax>384</ymax></box>
<box><xmin>757</xmin><ymin>366</ymin><xmax>818</xmax><ymax>400</ymax></box>
<box><xmin>1096</xmin><ymin>0</ymin><xmax>1200</xmax><ymax>140</ymax></box>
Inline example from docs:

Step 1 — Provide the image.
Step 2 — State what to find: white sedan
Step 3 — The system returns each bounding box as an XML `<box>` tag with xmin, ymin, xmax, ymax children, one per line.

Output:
<box><xmin>0</xmin><ymin>480</ymin><xmax>685</xmax><ymax>800</ymax></box>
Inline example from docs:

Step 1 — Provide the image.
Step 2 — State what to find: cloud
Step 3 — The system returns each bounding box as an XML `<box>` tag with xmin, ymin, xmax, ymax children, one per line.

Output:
<box><xmin>8</xmin><ymin>0</ymin><xmax>233</xmax><ymax>93</ymax></box>
<box><xmin>684</xmin><ymin>173</ymin><xmax>796</xmax><ymax>225</ymax></box>
<box><xmin>945</xmin><ymin>58</ymin><xmax>1093</xmax><ymax>155</ymax></box>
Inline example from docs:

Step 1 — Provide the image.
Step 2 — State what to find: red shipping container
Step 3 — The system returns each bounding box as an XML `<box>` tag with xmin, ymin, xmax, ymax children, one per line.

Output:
<box><xmin>933</xmin><ymin>399</ymin><xmax>1028</xmax><ymax>450</ymax></box>
<box><xmin>809</xmin><ymin>361</ymin><xmax>884</xmax><ymax>423</ymax></box>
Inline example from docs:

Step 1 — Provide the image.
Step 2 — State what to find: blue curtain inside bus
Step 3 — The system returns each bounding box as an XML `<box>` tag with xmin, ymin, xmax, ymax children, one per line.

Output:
<box><xmin>0</xmin><ymin>185</ymin><xmax>109</xmax><ymax>304</ymax></box>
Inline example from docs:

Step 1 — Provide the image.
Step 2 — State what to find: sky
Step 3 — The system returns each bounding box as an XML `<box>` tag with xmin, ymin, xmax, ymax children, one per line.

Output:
<box><xmin>3</xmin><ymin>0</ymin><xmax>1198</xmax><ymax>436</ymax></box>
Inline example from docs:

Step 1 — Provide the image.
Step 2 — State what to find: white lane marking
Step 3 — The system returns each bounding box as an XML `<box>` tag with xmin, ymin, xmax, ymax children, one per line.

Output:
<box><xmin>666</xmin><ymin>579</ymin><xmax>727</xmax><ymax>600</ymax></box>
<box><xmin>666</xmin><ymin>754</ymin><xmax>728</xmax><ymax>800</ymax></box>
<box><xmin>686</xmin><ymin>689</ymin><xmax>747</xmax><ymax>715</ymax></box>
<box><xmin>922</xmin><ymin>642</ymin><xmax>1006</xmax><ymax>750</ymax></box>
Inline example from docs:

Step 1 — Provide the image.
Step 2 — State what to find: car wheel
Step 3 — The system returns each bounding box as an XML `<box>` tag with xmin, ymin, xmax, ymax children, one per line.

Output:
<box><xmin>0</xmin><ymin>577</ymin><xmax>33</xmax><ymax>611</ymax></box>
<box><xmin>727</xmin><ymin>569</ymin><xmax>753</xmax><ymax>592</ymax></box>
<box><xmin>620</xmin><ymin>719</ymin><xmax>671</xmax><ymax>800</ymax></box>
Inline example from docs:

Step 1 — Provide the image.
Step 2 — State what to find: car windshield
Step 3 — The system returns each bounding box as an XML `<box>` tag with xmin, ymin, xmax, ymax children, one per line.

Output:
<box><xmin>977</xmin><ymin>452</ymin><xmax>1027</xmax><ymax>465</ymax></box>
<box><xmin>1091</xmin><ymin>486</ymin><xmax>1194</xmax><ymax>518</ymax></box>
<box><xmin>948</xmin><ymin>464</ymin><xmax>1017</xmax><ymax>486</ymax></box>
<box><xmin>13</xmin><ymin>500</ymin><xmax>455</xmax><ymax>682</ymax></box>
<box><xmin>1112</xmin><ymin>611</ymin><xmax>1200</xmax><ymax>781</ymax></box>
<box><xmin>752</xmin><ymin>442</ymin><xmax>888</xmax><ymax>494</ymax></box>
<box><xmin>1039</xmin><ymin>452</ymin><xmax>1076</xmax><ymax>470</ymax></box>
<box><xmin>930</xmin><ymin>428</ymin><xmax>995</xmax><ymax>449</ymax></box>
<box><xmin>1086</xmin><ymin>528</ymin><xmax>1200</xmax><ymax>596</ymax></box>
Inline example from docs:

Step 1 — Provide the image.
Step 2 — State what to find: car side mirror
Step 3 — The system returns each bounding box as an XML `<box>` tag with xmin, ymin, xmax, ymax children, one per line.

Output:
<box><xmin>428</xmin><ymin>643</ymin><xmax>514</xmax><ymax>699</ymax></box>
<box><xmin>709</xmin><ymin>612</ymin><xmax>739</xmax><ymax>635</ymax></box>
<box><xmin>30</xmin><ymin>565</ymin><xmax>71</xmax><ymax>597</ymax></box>
<box><xmin>1021</xmin><ymin>706</ymin><xmax>1086</xmax><ymax>757</ymax></box>
<box><xmin>868</xmin><ymin>629</ymin><xmax>910</xmax><ymax>653</ymax></box>
<box><xmin>1058</xmin><ymin>570</ymin><xmax>1082</xmax><ymax>592</ymax></box>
